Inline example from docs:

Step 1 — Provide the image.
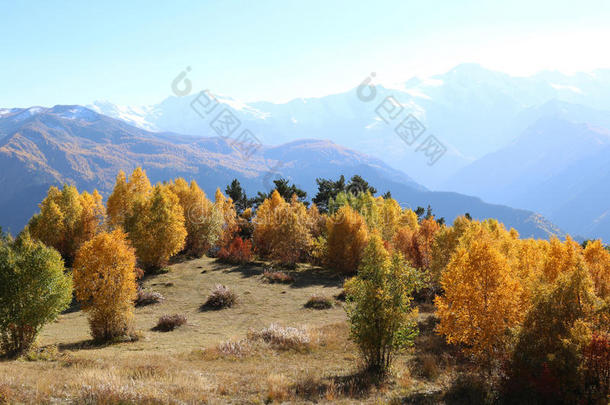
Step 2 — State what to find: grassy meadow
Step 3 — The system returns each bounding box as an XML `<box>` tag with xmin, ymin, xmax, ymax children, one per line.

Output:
<box><xmin>0</xmin><ymin>256</ymin><xmax>463</xmax><ymax>404</ymax></box>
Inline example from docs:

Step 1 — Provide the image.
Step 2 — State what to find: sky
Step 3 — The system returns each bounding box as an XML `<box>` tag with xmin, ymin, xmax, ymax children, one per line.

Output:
<box><xmin>2</xmin><ymin>0</ymin><xmax>610</xmax><ymax>108</ymax></box>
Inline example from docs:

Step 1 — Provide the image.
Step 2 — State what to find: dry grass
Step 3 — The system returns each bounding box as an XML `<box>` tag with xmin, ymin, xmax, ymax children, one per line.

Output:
<box><xmin>0</xmin><ymin>257</ymin><xmax>456</xmax><ymax>403</ymax></box>
<box><xmin>248</xmin><ymin>323</ymin><xmax>312</xmax><ymax>351</ymax></box>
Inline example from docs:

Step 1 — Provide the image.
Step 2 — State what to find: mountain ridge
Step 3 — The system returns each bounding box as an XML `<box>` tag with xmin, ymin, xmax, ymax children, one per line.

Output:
<box><xmin>0</xmin><ymin>105</ymin><xmax>560</xmax><ymax>239</ymax></box>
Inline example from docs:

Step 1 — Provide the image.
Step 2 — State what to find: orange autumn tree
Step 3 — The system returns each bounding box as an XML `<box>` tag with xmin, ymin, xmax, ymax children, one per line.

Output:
<box><xmin>435</xmin><ymin>229</ymin><xmax>523</xmax><ymax>369</ymax></box>
<box><xmin>169</xmin><ymin>178</ymin><xmax>224</xmax><ymax>256</ymax></box>
<box><xmin>307</xmin><ymin>203</ymin><xmax>326</xmax><ymax>239</ymax></box>
<box><xmin>583</xmin><ymin>240</ymin><xmax>610</xmax><ymax>299</ymax></box>
<box><xmin>28</xmin><ymin>184</ymin><xmax>105</xmax><ymax>264</ymax></box>
<box><xmin>325</xmin><ymin>205</ymin><xmax>369</xmax><ymax>273</ymax></box>
<box><xmin>393</xmin><ymin>217</ymin><xmax>440</xmax><ymax>271</ymax></box>
<box><xmin>130</xmin><ymin>185</ymin><xmax>187</xmax><ymax>269</ymax></box>
<box><xmin>73</xmin><ymin>229</ymin><xmax>137</xmax><ymax>341</ymax></box>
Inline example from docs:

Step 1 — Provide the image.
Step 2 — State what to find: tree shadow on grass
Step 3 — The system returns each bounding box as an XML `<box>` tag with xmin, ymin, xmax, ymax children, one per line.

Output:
<box><xmin>57</xmin><ymin>339</ymin><xmax>113</xmax><ymax>352</ymax></box>
<box><xmin>214</xmin><ymin>260</ymin><xmax>265</xmax><ymax>279</ymax></box>
<box><xmin>289</xmin><ymin>266</ymin><xmax>344</xmax><ymax>289</ymax></box>
<box><xmin>57</xmin><ymin>335</ymin><xmax>139</xmax><ymax>352</ymax></box>
<box><xmin>294</xmin><ymin>369</ymin><xmax>384</xmax><ymax>401</ymax></box>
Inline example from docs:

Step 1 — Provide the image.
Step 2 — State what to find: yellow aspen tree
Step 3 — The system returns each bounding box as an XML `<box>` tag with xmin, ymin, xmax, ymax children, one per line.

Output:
<box><xmin>435</xmin><ymin>236</ymin><xmax>523</xmax><ymax>369</ymax></box>
<box><xmin>378</xmin><ymin>198</ymin><xmax>402</xmax><ymax>242</ymax></box>
<box><xmin>583</xmin><ymin>240</ymin><xmax>610</xmax><ymax>299</ymax></box>
<box><xmin>130</xmin><ymin>185</ymin><xmax>187</xmax><ymax>269</ymax></box>
<box><xmin>73</xmin><ymin>229</ymin><xmax>137</xmax><ymax>341</ymax></box>
<box><xmin>398</xmin><ymin>208</ymin><xmax>419</xmax><ymax>231</ymax></box>
<box><xmin>214</xmin><ymin>188</ymin><xmax>238</xmax><ymax>248</ymax></box>
<box><xmin>268</xmin><ymin>194</ymin><xmax>313</xmax><ymax>266</ymax></box>
<box><xmin>325</xmin><ymin>205</ymin><xmax>369</xmax><ymax>273</ymax></box>
<box><xmin>306</xmin><ymin>203</ymin><xmax>326</xmax><ymax>239</ymax></box>
<box><xmin>169</xmin><ymin>178</ymin><xmax>223</xmax><ymax>256</ymax></box>
<box><xmin>106</xmin><ymin>167</ymin><xmax>152</xmax><ymax>232</ymax></box>
<box><xmin>28</xmin><ymin>184</ymin><xmax>105</xmax><ymax>264</ymax></box>
<box><xmin>253</xmin><ymin>190</ymin><xmax>285</xmax><ymax>257</ymax></box>
<box><xmin>541</xmin><ymin>236</ymin><xmax>583</xmax><ymax>282</ymax></box>
<box><xmin>79</xmin><ymin>190</ymin><xmax>106</xmax><ymax>240</ymax></box>
<box><xmin>429</xmin><ymin>215</ymin><xmax>473</xmax><ymax>292</ymax></box>
<box><xmin>512</xmin><ymin>238</ymin><xmax>549</xmax><ymax>311</ymax></box>
<box><xmin>106</xmin><ymin>170</ymin><xmax>129</xmax><ymax>228</ymax></box>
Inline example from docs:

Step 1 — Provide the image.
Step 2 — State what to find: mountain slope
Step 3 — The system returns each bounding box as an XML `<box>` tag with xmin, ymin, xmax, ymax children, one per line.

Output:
<box><xmin>0</xmin><ymin>105</ymin><xmax>559</xmax><ymax>239</ymax></box>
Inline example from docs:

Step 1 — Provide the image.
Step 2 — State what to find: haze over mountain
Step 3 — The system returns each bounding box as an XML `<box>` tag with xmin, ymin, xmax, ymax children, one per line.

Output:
<box><xmin>90</xmin><ymin>64</ymin><xmax>610</xmax><ymax>188</ymax></box>
<box><xmin>0</xmin><ymin>105</ymin><xmax>559</xmax><ymax>239</ymax></box>
<box><xmin>445</xmin><ymin>111</ymin><xmax>610</xmax><ymax>241</ymax></box>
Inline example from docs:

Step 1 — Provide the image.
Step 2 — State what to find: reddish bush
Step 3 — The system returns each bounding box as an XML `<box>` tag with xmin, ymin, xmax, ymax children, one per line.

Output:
<box><xmin>154</xmin><ymin>314</ymin><xmax>187</xmax><ymax>332</ymax></box>
<box><xmin>583</xmin><ymin>333</ymin><xmax>610</xmax><ymax>402</ymax></box>
<box><xmin>218</xmin><ymin>237</ymin><xmax>253</xmax><ymax>265</ymax></box>
<box><xmin>262</xmin><ymin>270</ymin><xmax>295</xmax><ymax>284</ymax></box>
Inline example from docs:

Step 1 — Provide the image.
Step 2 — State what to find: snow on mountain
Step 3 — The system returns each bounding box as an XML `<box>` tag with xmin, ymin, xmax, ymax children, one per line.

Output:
<box><xmin>89</xmin><ymin>64</ymin><xmax>610</xmax><ymax>189</ymax></box>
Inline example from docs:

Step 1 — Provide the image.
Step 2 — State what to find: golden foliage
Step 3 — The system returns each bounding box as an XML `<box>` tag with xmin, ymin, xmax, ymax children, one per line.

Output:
<box><xmin>252</xmin><ymin>190</ymin><xmax>285</xmax><ymax>257</ymax></box>
<box><xmin>541</xmin><ymin>236</ymin><xmax>583</xmax><ymax>283</ymax></box>
<box><xmin>306</xmin><ymin>203</ymin><xmax>326</xmax><ymax>239</ymax></box>
<box><xmin>583</xmin><ymin>240</ymin><xmax>610</xmax><ymax>299</ymax></box>
<box><xmin>214</xmin><ymin>188</ymin><xmax>238</xmax><ymax>248</ymax></box>
<box><xmin>106</xmin><ymin>168</ymin><xmax>152</xmax><ymax>232</ymax></box>
<box><xmin>428</xmin><ymin>215</ymin><xmax>472</xmax><ymax>291</ymax></box>
<box><xmin>435</xmin><ymin>234</ymin><xmax>523</xmax><ymax>366</ymax></box>
<box><xmin>169</xmin><ymin>178</ymin><xmax>223</xmax><ymax>256</ymax></box>
<box><xmin>325</xmin><ymin>205</ymin><xmax>369</xmax><ymax>273</ymax></box>
<box><xmin>130</xmin><ymin>185</ymin><xmax>187</xmax><ymax>269</ymax></box>
<box><xmin>28</xmin><ymin>184</ymin><xmax>105</xmax><ymax>263</ymax></box>
<box><xmin>253</xmin><ymin>192</ymin><xmax>313</xmax><ymax>265</ymax></box>
<box><xmin>73</xmin><ymin>229</ymin><xmax>137</xmax><ymax>341</ymax></box>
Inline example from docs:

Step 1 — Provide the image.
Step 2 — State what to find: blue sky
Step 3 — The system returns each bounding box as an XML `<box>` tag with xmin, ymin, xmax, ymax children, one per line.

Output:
<box><xmin>2</xmin><ymin>0</ymin><xmax>610</xmax><ymax>107</ymax></box>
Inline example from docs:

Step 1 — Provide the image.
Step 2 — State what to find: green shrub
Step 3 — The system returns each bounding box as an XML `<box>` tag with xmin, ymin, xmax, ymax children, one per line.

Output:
<box><xmin>0</xmin><ymin>232</ymin><xmax>72</xmax><ymax>357</ymax></box>
<box><xmin>345</xmin><ymin>234</ymin><xmax>418</xmax><ymax>377</ymax></box>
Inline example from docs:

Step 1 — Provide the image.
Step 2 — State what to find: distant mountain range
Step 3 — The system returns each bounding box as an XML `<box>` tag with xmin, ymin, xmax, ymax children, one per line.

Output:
<box><xmin>86</xmin><ymin>64</ymin><xmax>610</xmax><ymax>241</ymax></box>
<box><xmin>0</xmin><ymin>105</ymin><xmax>559</xmax><ymax>239</ymax></box>
<box><xmin>445</xmin><ymin>111</ymin><xmax>610</xmax><ymax>241</ymax></box>
<box><xmin>89</xmin><ymin>64</ymin><xmax>610</xmax><ymax>186</ymax></box>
